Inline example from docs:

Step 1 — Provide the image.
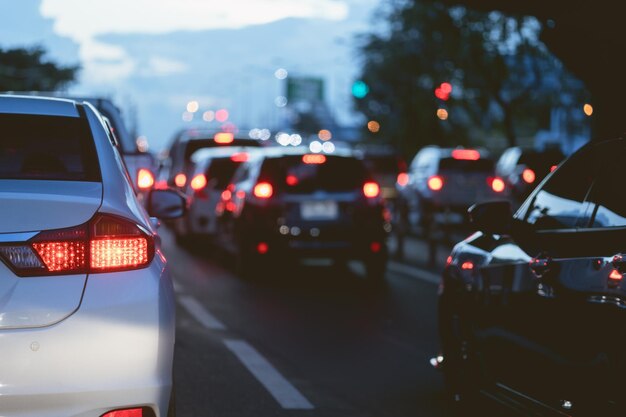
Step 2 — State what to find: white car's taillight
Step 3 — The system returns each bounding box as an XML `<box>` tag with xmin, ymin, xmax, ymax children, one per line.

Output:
<box><xmin>0</xmin><ymin>214</ymin><xmax>154</xmax><ymax>277</ymax></box>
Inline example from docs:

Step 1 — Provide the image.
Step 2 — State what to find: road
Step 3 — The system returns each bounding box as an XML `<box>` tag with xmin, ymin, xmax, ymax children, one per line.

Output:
<box><xmin>162</xmin><ymin>228</ymin><xmax>498</xmax><ymax>417</ymax></box>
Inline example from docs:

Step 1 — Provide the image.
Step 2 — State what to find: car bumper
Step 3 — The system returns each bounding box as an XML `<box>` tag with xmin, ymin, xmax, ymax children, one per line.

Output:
<box><xmin>0</xmin><ymin>257</ymin><xmax>176</xmax><ymax>417</ymax></box>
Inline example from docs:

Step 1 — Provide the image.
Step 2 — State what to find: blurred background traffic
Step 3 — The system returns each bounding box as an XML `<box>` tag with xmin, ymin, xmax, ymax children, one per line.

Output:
<box><xmin>2</xmin><ymin>0</ymin><xmax>623</xmax><ymax>416</ymax></box>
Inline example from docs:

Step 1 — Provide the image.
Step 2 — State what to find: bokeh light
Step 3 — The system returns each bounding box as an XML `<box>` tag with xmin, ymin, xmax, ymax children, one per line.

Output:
<box><xmin>436</xmin><ymin>108</ymin><xmax>449</xmax><ymax>120</ymax></box>
<box><xmin>182</xmin><ymin>111</ymin><xmax>194</xmax><ymax>122</ymax></box>
<box><xmin>203</xmin><ymin>110</ymin><xmax>215</xmax><ymax>122</ymax></box>
<box><xmin>318</xmin><ymin>129</ymin><xmax>332</xmax><ymax>141</ymax></box>
<box><xmin>275</xmin><ymin>68</ymin><xmax>288</xmax><ymax>79</ymax></box>
<box><xmin>367</xmin><ymin>120</ymin><xmax>380</xmax><ymax>133</ymax></box>
<box><xmin>186</xmin><ymin>100</ymin><xmax>199</xmax><ymax>113</ymax></box>
<box><xmin>583</xmin><ymin>103</ymin><xmax>593</xmax><ymax>116</ymax></box>
<box><xmin>309</xmin><ymin>141</ymin><xmax>323</xmax><ymax>153</ymax></box>
<box><xmin>215</xmin><ymin>109</ymin><xmax>229</xmax><ymax>122</ymax></box>
<box><xmin>275</xmin><ymin>96</ymin><xmax>288</xmax><ymax>107</ymax></box>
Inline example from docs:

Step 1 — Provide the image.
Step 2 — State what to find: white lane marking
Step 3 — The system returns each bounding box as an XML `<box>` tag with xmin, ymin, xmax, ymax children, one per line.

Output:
<box><xmin>178</xmin><ymin>296</ymin><xmax>227</xmax><ymax>330</ymax></box>
<box><xmin>172</xmin><ymin>280</ymin><xmax>185</xmax><ymax>294</ymax></box>
<box><xmin>224</xmin><ymin>339</ymin><xmax>314</xmax><ymax>410</ymax></box>
<box><xmin>388</xmin><ymin>261</ymin><xmax>441</xmax><ymax>284</ymax></box>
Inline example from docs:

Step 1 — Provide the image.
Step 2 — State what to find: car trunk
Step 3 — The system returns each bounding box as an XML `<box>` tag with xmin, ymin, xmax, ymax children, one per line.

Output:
<box><xmin>0</xmin><ymin>180</ymin><xmax>102</xmax><ymax>329</ymax></box>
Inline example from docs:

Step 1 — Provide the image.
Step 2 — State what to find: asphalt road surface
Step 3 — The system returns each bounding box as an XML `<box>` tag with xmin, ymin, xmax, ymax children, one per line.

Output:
<box><xmin>162</xmin><ymin>227</ymin><xmax>504</xmax><ymax>417</ymax></box>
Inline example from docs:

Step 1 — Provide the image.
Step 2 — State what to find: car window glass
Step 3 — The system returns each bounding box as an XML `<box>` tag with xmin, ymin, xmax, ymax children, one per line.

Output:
<box><xmin>438</xmin><ymin>158</ymin><xmax>494</xmax><ymax>173</ymax></box>
<box><xmin>587</xmin><ymin>149</ymin><xmax>626</xmax><ymax>228</ymax></box>
<box><xmin>206</xmin><ymin>157</ymin><xmax>243</xmax><ymax>190</ymax></box>
<box><xmin>522</xmin><ymin>140</ymin><xmax>620</xmax><ymax>230</ymax></box>
<box><xmin>231</xmin><ymin>164</ymin><xmax>250</xmax><ymax>185</ymax></box>
<box><xmin>0</xmin><ymin>113</ymin><xmax>100</xmax><ymax>182</ymax></box>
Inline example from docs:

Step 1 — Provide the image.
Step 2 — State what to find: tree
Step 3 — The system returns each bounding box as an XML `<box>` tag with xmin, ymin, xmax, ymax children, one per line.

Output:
<box><xmin>355</xmin><ymin>0</ymin><xmax>587</xmax><ymax>154</ymax></box>
<box><xmin>0</xmin><ymin>46</ymin><xmax>79</xmax><ymax>91</ymax></box>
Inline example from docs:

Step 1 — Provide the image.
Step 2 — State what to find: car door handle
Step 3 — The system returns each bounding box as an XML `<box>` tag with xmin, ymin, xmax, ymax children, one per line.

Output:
<box><xmin>530</xmin><ymin>255</ymin><xmax>552</xmax><ymax>278</ymax></box>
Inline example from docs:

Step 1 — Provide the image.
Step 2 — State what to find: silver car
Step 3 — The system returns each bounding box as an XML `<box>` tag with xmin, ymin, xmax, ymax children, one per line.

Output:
<box><xmin>0</xmin><ymin>95</ymin><xmax>182</xmax><ymax>417</ymax></box>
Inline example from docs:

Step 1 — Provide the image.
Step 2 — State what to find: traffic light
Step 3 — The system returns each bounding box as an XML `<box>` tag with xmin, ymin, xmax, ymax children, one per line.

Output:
<box><xmin>352</xmin><ymin>80</ymin><xmax>369</xmax><ymax>99</ymax></box>
<box><xmin>434</xmin><ymin>82</ymin><xmax>452</xmax><ymax>101</ymax></box>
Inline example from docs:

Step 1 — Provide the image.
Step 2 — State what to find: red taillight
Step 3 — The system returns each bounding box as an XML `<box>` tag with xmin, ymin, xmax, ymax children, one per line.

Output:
<box><xmin>522</xmin><ymin>168</ymin><xmax>536</xmax><ymax>184</ymax></box>
<box><xmin>253</xmin><ymin>182</ymin><xmax>273</xmax><ymax>199</ymax></box>
<box><xmin>370</xmin><ymin>242</ymin><xmax>382</xmax><ymax>253</ymax></box>
<box><xmin>221</xmin><ymin>189</ymin><xmax>232</xmax><ymax>200</ymax></box>
<box><xmin>461</xmin><ymin>261</ymin><xmax>474</xmax><ymax>270</ymax></box>
<box><xmin>302</xmin><ymin>154</ymin><xmax>326</xmax><ymax>164</ymax></box>
<box><xmin>427</xmin><ymin>175</ymin><xmax>444</xmax><ymax>191</ymax></box>
<box><xmin>451</xmin><ymin>149</ymin><xmax>480</xmax><ymax>160</ymax></box>
<box><xmin>214</xmin><ymin>132</ymin><xmax>234</xmax><ymax>144</ymax></box>
<box><xmin>257</xmin><ymin>242</ymin><xmax>269</xmax><ymax>254</ymax></box>
<box><xmin>190</xmin><ymin>174</ymin><xmax>207</xmax><ymax>191</ymax></box>
<box><xmin>550</xmin><ymin>165</ymin><xmax>558</xmax><ymax>172</ymax></box>
<box><xmin>286</xmin><ymin>175</ymin><xmax>299</xmax><ymax>186</ymax></box>
<box><xmin>397</xmin><ymin>172</ymin><xmax>409</xmax><ymax>187</ymax></box>
<box><xmin>174</xmin><ymin>173</ymin><xmax>187</xmax><ymax>188</ymax></box>
<box><xmin>446</xmin><ymin>256</ymin><xmax>453</xmax><ymax>265</ymax></box>
<box><xmin>0</xmin><ymin>214</ymin><xmax>153</xmax><ymax>277</ymax></box>
<box><xmin>231</xmin><ymin>152</ymin><xmax>249</xmax><ymax>162</ymax></box>
<box><xmin>490</xmin><ymin>177</ymin><xmax>505</xmax><ymax>193</ymax></box>
<box><xmin>363</xmin><ymin>181</ymin><xmax>380</xmax><ymax>198</ymax></box>
<box><xmin>609</xmin><ymin>269</ymin><xmax>623</xmax><ymax>281</ymax></box>
<box><xmin>101</xmin><ymin>408</ymin><xmax>143</xmax><ymax>417</ymax></box>
<box><xmin>136</xmin><ymin>168</ymin><xmax>155</xmax><ymax>190</ymax></box>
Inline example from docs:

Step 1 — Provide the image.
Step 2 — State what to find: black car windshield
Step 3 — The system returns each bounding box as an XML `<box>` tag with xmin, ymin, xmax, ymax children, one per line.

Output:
<box><xmin>0</xmin><ymin>113</ymin><xmax>100</xmax><ymax>181</ymax></box>
<box><xmin>438</xmin><ymin>157</ymin><xmax>494</xmax><ymax>173</ymax></box>
<box><xmin>206</xmin><ymin>157</ymin><xmax>243</xmax><ymax>190</ymax></box>
<box><xmin>261</xmin><ymin>155</ymin><xmax>368</xmax><ymax>194</ymax></box>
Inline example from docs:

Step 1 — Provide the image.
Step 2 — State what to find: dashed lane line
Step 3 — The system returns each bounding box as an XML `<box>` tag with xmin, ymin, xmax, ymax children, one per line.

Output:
<box><xmin>223</xmin><ymin>339</ymin><xmax>315</xmax><ymax>410</ymax></box>
<box><xmin>178</xmin><ymin>295</ymin><xmax>227</xmax><ymax>330</ymax></box>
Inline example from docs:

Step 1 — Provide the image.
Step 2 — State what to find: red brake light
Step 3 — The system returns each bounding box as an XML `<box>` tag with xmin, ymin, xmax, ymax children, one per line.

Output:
<box><xmin>136</xmin><ymin>168</ymin><xmax>155</xmax><ymax>190</ymax></box>
<box><xmin>490</xmin><ymin>177</ymin><xmax>505</xmax><ymax>193</ymax></box>
<box><xmin>286</xmin><ymin>175</ymin><xmax>299</xmax><ymax>186</ymax></box>
<box><xmin>363</xmin><ymin>181</ymin><xmax>380</xmax><ymax>198</ymax></box>
<box><xmin>253</xmin><ymin>182</ymin><xmax>273</xmax><ymax>199</ymax></box>
<box><xmin>231</xmin><ymin>152</ymin><xmax>249</xmax><ymax>162</ymax></box>
<box><xmin>0</xmin><ymin>214</ymin><xmax>153</xmax><ymax>277</ymax></box>
<box><xmin>550</xmin><ymin>165</ymin><xmax>558</xmax><ymax>172</ymax></box>
<box><xmin>461</xmin><ymin>261</ymin><xmax>474</xmax><ymax>270</ymax></box>
<box><xmin>522</xmin><ymin>168</ymin><xmax>536</xmax><ymax>184</ymax></box>
<box><xmin>190</xmin><ymin>174</ymin><xmax>207</xmax><ymax>191</ymax></box>
<box><xmin>256</xmin><ymin>242</ymin><xmax>269</xmax><ymax>254</ymax></box>
<box><xmin>101</xmin><ymin>408</ymin><xmax>143</xmax><ymax>417</ymax></box>
<box><xmin>451</xmin><ymin>149</ymin><xmax>480</xmax><ymax>160</ymax></box>
<box><xmin>221</xmin><ymin>189</ymin><xmax>232</xmax><ymax>200</ymax></box>
<box><xmin>214</xmin><ymin>132</ymin><xmax>234</xmax><ymax>144</ymax></box>
<box><xmin>427</xmin><ymin>175</ymin><xmax>444</xmax><ymax>191</ymax></box>
<box><xmin>302</xmin><ymin>154</ymin><xmax>326</xmax><ymax>164</ymax></box>
<box><xmin>370</xmin><ymin>242</ymin><xmax>382</xmax><ymax>253</ymax></box>
<box><xmin>397</xmin><ymin>172</ymin><xmax>409</xmax><ymax>187</ymax></box>
<box><xmin>174</xmin><ymin>173</ymin><xmax>187</xmax><ymax>188</ymax></box>
<box><xmin>609</xmin><ymin>269</ymin><xmax>623</xmax><ymax>281</ymax></box>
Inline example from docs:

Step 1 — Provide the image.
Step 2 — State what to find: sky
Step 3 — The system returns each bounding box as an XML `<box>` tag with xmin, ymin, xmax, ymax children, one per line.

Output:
<box><xmin>0</xmin><ymin>0</ymin><xmax>380</xmax><ymax>151</ymax></box>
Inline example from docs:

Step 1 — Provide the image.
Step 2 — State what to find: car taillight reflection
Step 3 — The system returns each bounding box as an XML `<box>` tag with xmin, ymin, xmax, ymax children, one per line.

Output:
<box><xmin>253</xmin><ymin>182</ymin><xmax>273</xmax><ymax>199</ymax></box>
<box><xmin>522</xmin><ymin>168</ymin><xmax>536</xmax><ymax>184</ymax></box>
<box><xmin>427</xmin><ymin>175</ymin><xmax>444</xmax><ymax>191</ymax></box>
<box><xmin>396</xmin><ymin>172</ymin><xmax>409</xmax><ymax>187</ymax></box>
<box><xmin>363</xmin><ymin>181</ymin><xmax>380</xmax><ymax>198</ymax></box>
<box><xmin>0</xmin><ymin>214</ymin><xmax>154</xmax><ymax>277</ymax></box>
<box><xmin>136</xmin><ymin>168</ymin><xmax>155</xmax><ymax>190</ymax></box>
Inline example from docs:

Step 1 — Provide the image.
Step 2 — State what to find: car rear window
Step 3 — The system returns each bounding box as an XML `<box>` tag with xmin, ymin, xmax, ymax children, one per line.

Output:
<box><xmin>363</xmin><ymin>155</ymin><xmax>404</xmax><ymax>175</ymax></box>
<box><xmin>0</xmin><ymin>113</ymin><xmax>100</xmax><ymax>181</ymax></box>
<box><xmin>184</xmin><ymin>138</ymin><xmax>262</xmax><ymax>161</ymax></box>
<box><xmin>438</xmin><ymin>157</ymin><xmax>494</xmax><ymax>173</ymax></box>
<box><xmin>261</xmin><ymin>155</ymin><xmax>368</xmax><ymax>194</ymax></box>
<box><xmin>206</xmin><ymin>157</ymin><xmax>243</xmax><ymax>190</ymax></box>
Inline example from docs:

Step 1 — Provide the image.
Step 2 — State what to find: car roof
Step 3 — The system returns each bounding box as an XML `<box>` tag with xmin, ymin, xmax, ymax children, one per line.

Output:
<box><xmin>0</xmin><ymin>94</ymin><xmax>80</xmax><ymax>117</ymax></box>
<box><xmin>253</xmin><ymin>146</ymin><xmax>355</xmax><ymax>160</ymax></box>
<box><xmin>190</xmin><ymin>146</ymin><xmax>257</xmax><ymax>163</ymax></box>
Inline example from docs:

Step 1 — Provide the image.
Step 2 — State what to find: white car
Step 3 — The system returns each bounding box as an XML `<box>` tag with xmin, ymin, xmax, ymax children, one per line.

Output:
<box><xmin>173</xmin><ymin>146</ymin><xmax>254</xmax><ymax>243</ymax></box>
<box><xmin>0</xmin><ymin>95</ymin><xmax>183</xmax><ymax>417</ymax></box>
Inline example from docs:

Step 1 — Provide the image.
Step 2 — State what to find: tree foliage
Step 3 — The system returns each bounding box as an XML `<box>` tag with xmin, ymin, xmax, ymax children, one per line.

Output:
<box><xmin>355</xmin><ymin>0</ymin><xmax>584</xmax><ymax>155</ymax></box>
<box><xmin>0</xmin><ymin>46</ymin><xmax>78</xmax><ymax>92</ymax></box>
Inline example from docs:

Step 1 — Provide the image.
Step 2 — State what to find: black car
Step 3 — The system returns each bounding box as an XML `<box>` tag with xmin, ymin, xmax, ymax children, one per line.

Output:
<box><xmin>438</xmin><ymin>138</ymin><xmax>626</xmax><ymax>416</ymax></box>
<box><xmin>216</xmin><ymin>147</ymin><xmax>390</xmax><ymax>279</ymax></box>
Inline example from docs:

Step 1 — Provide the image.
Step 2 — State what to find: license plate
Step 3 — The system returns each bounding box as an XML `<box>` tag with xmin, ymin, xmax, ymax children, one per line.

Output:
<box><xmin>300</xmin><ymin>201</ymin><xmax>338</xmax><ymax>220</ymax></box>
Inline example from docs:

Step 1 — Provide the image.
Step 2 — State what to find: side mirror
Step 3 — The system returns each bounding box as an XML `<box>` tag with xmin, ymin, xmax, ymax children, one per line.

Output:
<box><xmin>147</xmin><ymin>189</ymin><xmax>186</xmax><ymax>219</ymax></box>
<box><xmin>468</xmin><ymin>201</ymin><xmax>512</xmax><ymax>235</ymax></box>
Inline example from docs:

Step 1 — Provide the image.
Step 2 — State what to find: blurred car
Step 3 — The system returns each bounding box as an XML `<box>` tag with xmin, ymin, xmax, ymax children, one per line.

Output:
<box><xmin>438</xmin><ymin>138</ymin><xmax>626</xmax><ymax>416</ymax></box>
<box><xmin>216</xmin><ymin>147</ymin><xmax>390</xmax><ymax>279</ymax></box>
<box><xmin>0</xmin><ymin>95</ymin><xmax>184</xmax><ymax>417</ymax></box>
<box><xmin>172</xmin><ymin>146</ymin><xmax>253</xmax><ymax>243</ymax></box>
<box><xmin>402</xmin><ymin>146</ymin><xmax>505</xmax><ymax>237</ymax></box>
<box><xmin>496</xmin><ymin>146</ymin><xmax>565</xmax><ymax>205</ymax></box>
<box><xmin>163</xmin><ymin>128</ymin><xmax>265</xmax><ymax>192</ymax></box>
<box><xmin>1</xmin><ymin>92</ymin><xmax>158</xmax><ymax>199</ymax></box>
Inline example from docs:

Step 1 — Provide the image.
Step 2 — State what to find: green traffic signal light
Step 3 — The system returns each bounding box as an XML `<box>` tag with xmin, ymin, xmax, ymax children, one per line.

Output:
<box><xmin>352</xmin><ymin>80</ymin><xmax>369</xmax><ymax>99</ymax></box>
